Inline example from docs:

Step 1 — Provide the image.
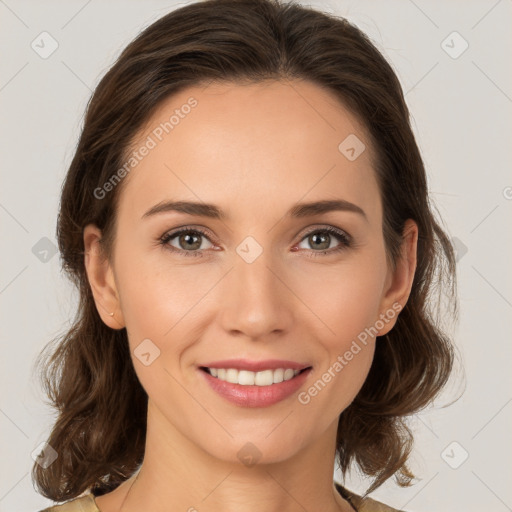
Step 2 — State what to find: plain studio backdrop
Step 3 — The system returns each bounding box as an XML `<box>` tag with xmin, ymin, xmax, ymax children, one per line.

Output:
<box><xmin>0</xmin><ymin>1</ymin><xmax>511</xmax><ymax>511</ymax></box>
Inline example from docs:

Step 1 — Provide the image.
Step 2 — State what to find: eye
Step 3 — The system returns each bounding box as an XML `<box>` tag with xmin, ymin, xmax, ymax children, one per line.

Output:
<box><xmin>159</xmin><ymin>225</ymin><xmax>352</xmax><ymax>258</ymax></box>
<box><xmin>160</xmin><ymin>227</ymin><xmax>214</xmax><ymax>257</ymax></box>
<box><xmin>294</xmin><ymin>226</ymin><xmax>352</xmax><ymax>257</ymax></box>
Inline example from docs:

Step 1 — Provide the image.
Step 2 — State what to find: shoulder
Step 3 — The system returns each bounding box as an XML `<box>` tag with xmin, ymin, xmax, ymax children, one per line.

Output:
<box><xmin>335</xmin><ymin>482</ymin><xmax>405</xmax><ymax>512</ymax></box>
<box><xmin>38</xmin><ymin>493</ymin><xmax>99</xmax><ymax>512</ymax></box>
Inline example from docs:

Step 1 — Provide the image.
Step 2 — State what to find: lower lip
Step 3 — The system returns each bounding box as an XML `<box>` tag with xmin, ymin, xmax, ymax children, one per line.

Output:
<box><xmin>199</xmin><ymin>368</ymin><xmax>312</xmax><ymax>408</ymax></box>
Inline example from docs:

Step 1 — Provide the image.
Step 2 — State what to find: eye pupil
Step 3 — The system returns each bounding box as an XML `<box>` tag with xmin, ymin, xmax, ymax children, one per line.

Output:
<box><xmin>180</xmin><ymin>232</ymin><xmax>202</xmax><ymax>250</ymax></box>
<box><xmin>310</xmin><ymin>232</ymin><xmax>330</xmax><ymax>250</ymax></box>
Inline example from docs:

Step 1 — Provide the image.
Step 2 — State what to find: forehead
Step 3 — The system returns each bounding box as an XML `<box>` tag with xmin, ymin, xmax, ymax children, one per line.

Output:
<box><xmin>118</xmin><ymin>79</ymin><xmax>380</xmax><ymax>223</ymax></box>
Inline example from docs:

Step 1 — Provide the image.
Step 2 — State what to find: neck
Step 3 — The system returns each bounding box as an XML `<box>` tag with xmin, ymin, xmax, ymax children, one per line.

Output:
<box><xmin>97</xmin><ymin>399</ymin><xmax>353</xmax><ymax>512</ymax></box>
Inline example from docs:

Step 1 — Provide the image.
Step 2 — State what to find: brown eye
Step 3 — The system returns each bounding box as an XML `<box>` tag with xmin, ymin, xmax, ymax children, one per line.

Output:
<box><xmin>296</xmin><ymin>227</ymin><xmax>351</xmax><ymax>256</ymax></box>
<box><xmin>160</xmin><ymin>228</ymin><xmax>214</xmax><ymax>257</ymax></box>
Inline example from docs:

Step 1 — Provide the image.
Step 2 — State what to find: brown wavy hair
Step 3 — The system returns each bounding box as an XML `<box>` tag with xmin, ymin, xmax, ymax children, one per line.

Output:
<box><xmin>32</xmin><ymin>0</ymin><xmax>458</xmax><ymax>502</ymax></box>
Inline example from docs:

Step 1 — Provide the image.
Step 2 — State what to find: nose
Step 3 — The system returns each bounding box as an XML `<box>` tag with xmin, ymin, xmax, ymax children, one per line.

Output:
<box><xmin>218</xmin><ymin>248</ymin><xmax>295</xmax><ymax>341</ymax></box>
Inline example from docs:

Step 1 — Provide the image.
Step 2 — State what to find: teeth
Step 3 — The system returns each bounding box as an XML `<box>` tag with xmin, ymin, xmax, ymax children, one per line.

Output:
<box><xmin>206</xmin><ymin>367</ymin><xmax>303</xmax><ymax>386</ymax></box>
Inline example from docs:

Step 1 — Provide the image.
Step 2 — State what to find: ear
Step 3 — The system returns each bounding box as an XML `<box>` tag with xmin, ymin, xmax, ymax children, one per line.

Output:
<box><xmin>376</xmin><ymin>219</ymin><xmax>418</xmax><ymax>336</ymax></box>
<box><xmin>83</xmin><ymin>224</ymin><xmax>125</xmax><ymax>330</ymax></box>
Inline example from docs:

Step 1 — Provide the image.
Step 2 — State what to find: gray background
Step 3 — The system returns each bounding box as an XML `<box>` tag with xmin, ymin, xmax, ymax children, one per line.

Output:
<box><xmin>1</xmin><ymin>1</ymin><xmax>511</xmax><ymax>511</ymax></box>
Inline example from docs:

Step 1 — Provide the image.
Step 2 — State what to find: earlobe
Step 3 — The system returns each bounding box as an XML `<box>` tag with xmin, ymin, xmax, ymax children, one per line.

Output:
<box><xmin>83</xmin><ymin>224</ymin><xmax>125</xmax><ymax>330</ymax></box>
<box><xmin>376</xmin><ymin>219</ymin><xmax>418</xmax><ymax>336</ymax></box>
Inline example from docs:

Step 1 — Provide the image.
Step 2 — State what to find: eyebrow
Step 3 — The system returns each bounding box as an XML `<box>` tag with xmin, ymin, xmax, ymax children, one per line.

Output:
<box><xmin>141</xmin><ymin>199</ymin><xmax>367</xmax><ymax>221</ymax></box>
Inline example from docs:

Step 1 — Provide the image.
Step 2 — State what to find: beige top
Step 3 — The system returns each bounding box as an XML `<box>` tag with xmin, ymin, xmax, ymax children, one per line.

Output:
<box><xmin>39</xmin><ymin>483</ymin><xmax>404</xmax><ymax>512</ymax></box>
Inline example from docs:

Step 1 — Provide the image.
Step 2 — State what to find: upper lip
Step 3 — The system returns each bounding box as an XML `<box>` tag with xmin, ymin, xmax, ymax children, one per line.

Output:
<box><xmin>200</xmin><ymin>359</ymin><xmax>312</xmax><ymax>372</ymax></box>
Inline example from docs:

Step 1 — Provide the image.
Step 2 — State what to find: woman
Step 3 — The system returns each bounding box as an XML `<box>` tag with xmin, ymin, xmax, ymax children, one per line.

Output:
<box><xmin>33</xmin><ymin>0</ymin><xmax>457</xmax><ymax>511</ymax></box>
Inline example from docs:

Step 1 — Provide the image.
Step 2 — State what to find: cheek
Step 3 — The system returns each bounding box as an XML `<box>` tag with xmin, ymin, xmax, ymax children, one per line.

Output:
<box><xmin>113</xmin><ymin>256</ymin><xmax>203</xmax><ymax>400</ymax></box>
<box><xmin>113</xmin><ymin>237</ymin><xmax>188</xmax><ymax>324</ymax></box>
<box><xmin>114</xmin><ymin>247</ymin><xmax>221</xmax><ymax>367</ymax></box>
<box><xmin>291</xmin><ymin>254</ymin><xmax>385</xmax><ymax>401</ymax></box>
<box><xmin>295</xmin><ymin>266</ymin><xmax>382</xmax><ymax>417</ymax></box>
<box><xmin>293</xmin><ymin>256</ymin><xmax>387</xmax><ymax>344</ymax></box>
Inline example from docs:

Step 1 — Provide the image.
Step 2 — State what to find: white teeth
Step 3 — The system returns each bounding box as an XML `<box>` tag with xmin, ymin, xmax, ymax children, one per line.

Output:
<box><xmin>205</xmin><ymin>367</ymin><xmax>304</xmax><ymax>386</ymax></box>
<box><xmin>239</xmin><ymin>370</ymin><xmax>255</xmax><ymax>385</ymax></box>
<box><xmin>254</xmin><ymin>369</ymin><xmax>272</xmax><ymax>386</ymax></box>
<box><xmin>273</xmin><ymin>368</ymin><xmax>284</xmax><ymax>384</ymax></box>
<box><xmin>284</xmin><ymin>369</ymin><xmax>295</xmax><ymax>381</ymax></box>
<box><xmin>226</xmin><ymin>368</ymin><xmax>238</xmax><ymax>384</ymax></box>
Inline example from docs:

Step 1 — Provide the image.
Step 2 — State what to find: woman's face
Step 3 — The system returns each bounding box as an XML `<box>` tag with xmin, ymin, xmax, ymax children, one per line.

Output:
<box><xmin>85</xmin><ymin>79</ymin><xmax>413</xmax><ymax>465</ymax></box>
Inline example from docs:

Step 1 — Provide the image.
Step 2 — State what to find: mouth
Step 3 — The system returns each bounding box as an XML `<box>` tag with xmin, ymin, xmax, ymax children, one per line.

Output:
<box><xmin>199</xmin><ymin>366</ymin><xmax>312</xmax><ymax>386</ymax></box>
<box><xmin>198</xmin><ymin>364</ymin><xmax>313</xmax><ymax>408</ymax></box>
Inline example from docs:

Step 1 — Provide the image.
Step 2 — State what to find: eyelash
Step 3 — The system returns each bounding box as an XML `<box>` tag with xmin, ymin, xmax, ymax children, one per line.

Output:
<box><xmin>159</xmin><ymin>225</ymin><xmax>352</xmax><ymax>259</ymax></box>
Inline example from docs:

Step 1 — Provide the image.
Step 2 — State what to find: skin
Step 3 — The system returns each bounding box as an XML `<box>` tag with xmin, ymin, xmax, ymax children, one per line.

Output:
<box><xmin>84</xmin><ymin>79</ymin><xmax>418</xmax><ymax>512</ymax></box>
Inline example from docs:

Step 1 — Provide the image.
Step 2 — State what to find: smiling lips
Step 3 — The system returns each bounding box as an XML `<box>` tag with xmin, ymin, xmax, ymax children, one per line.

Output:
<box><xmin>205</xmin><ymin>367</ymin><xmax>302</xmax><ymax>386</ymax></box>
<box><xmin>198</xmin><ymin>359</ymin><xmax>312</xmax><ymax>407</ymax></box>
